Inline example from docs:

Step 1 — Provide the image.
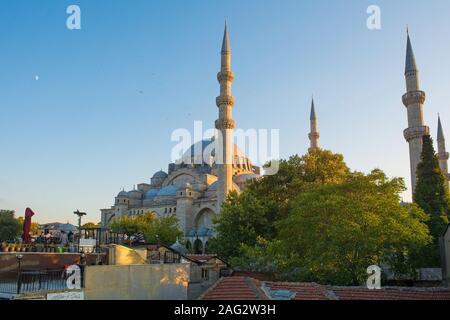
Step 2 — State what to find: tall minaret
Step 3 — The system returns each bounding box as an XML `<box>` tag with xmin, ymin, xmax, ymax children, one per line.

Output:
<box><xmin>437</xmin><ymin>115</ymin><xmax>450</xmax><ymax>184</ymax></box>
<box><xmin>215</xmin><ymin>23</ymin><xmax>235</xmax><ymax>209</ymax></box>
<box><xmin>308</xmin><ymin>98</ymin><xmax>320</xmax><ymax>152</ymax></box>
<box><xmin>402</xmin><ymin>30</ymin><xmax>430</xmax><ymax>193</ymax></box>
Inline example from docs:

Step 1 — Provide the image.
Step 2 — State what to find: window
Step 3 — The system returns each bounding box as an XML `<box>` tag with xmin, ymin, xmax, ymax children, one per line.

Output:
<box><xmin>201</xmin><ymin>268</ymin><xmax>209</xmax><ymax>279</ymax></box>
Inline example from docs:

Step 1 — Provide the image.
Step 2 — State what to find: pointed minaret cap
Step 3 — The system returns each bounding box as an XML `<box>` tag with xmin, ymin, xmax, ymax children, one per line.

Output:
<box><xmin>310</xmin><ymin>98</ymin><xmax>317</xmax><ymax>121</ymax></box>
<box><xmin>405</xmin><ymin>29</ymin><xmax>418</xmax><ymax>74</ymax></box>
<box><xmin>438</xmin><ymin>114</ymin><xmax>445</xmax><ymax>141</ymax></box>
<box><xmin>221</xmin><ymin>21</ymin><xmax>231</xmax><ymax>54</ymax></box>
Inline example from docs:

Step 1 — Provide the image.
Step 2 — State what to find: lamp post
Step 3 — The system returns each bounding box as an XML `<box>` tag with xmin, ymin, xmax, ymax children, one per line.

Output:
<box><xmin>16</xmin><ymin>254</ymin><xmax>23</xmax><ymax>295</ymax></box>
<box><xmin>74</xmin><ymin>210</ymin><xmax>87</xmax><ymax>251</ymax></box>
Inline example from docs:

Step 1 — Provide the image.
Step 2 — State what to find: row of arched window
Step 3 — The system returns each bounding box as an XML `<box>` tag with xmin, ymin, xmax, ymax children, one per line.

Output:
<box><xmin>164</xmin><ymin>207</ymin><xmax>177</xmax><ymax>214</ymax></box>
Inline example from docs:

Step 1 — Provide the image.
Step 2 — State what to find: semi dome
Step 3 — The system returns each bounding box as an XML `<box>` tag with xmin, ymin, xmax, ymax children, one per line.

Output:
<box><xmin>145</xmin><ymin>189</ymin><xmax>159</xmax><ymax>199</ymax></box>
<box><xmin>206</xmin><ymin>180</ymin><xmax>240</xmax><ymax>193</ymax></box>
<box><xmin>156</xmin><ymin>185</ymin><xmax>177</xmax><ymax>197</ymax></box>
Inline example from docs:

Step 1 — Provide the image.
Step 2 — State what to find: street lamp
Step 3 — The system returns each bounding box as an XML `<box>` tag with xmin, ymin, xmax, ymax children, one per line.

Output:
<box><xmin>74</xmin><ymin>210</ymin><xmax>87</xmax><ymax>250</ymax></box>
<box><xmin>16</xmin><ymin>254</ymin><xmax>24</xmax><ymax>294</ymax></box>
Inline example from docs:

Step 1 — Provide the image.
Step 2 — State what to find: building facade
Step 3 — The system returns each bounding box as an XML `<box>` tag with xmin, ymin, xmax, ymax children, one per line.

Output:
<box><xmin>100</xmin><ymin>25</ymin><xmax>260</xmax><ymax>253</ymax></box>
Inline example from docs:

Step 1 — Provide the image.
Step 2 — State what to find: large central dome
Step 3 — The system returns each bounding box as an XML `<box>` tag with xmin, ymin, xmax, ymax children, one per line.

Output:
<box><xmin>178</xmin><ymin>138</ymin><xmax>252</xmax><ymax>169</ymax></box>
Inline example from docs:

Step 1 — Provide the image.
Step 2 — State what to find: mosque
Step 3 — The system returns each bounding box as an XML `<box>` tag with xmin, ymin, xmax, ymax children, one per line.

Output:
<box><xmin>100</xmin><ymin>25</ymin><xmax>260</xmax><ymax>253</ymax></box>
<box><xmin>100</xmin><ymin>25</ymin><xmax>450</xmax><ymax>253</ymax></box>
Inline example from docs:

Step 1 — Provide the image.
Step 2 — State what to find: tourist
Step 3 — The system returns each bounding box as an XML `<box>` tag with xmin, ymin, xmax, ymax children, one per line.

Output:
<box><xmin>60</xmin><ymin>231</ymin><xmax>68</xmax><ymax>246</ymax></box>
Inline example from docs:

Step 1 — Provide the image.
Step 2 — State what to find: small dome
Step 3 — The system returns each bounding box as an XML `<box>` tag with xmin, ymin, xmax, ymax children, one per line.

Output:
<box><xmin>156</xmin><ymin>185</ymin><xmax>177</xmax><ymax>197</ymax></box>
<box><xmin>145</xmin><ymin>189</ymin><xmax>159</xmax><ymax>199</ymax></box>
<box><xmin>153</xmin><ymin>170</ymin><xmax>168</xmax><ymax>179</ymax></box>
<box><xmin>170</xmin><ymin>239</ymin><xmax>188</xmax><ymax>255</ymax></box>
<box><xmin>117</xmin><ymin>190</ymin><xmax>128</xmax><ymax>197</ymax></box>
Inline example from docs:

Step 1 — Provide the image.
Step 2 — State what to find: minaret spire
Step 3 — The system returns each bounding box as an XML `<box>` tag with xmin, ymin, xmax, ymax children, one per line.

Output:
<box><xmin>438</xmin><ymin>114</ymin><xmax>445</xmax><ymax>142</ymax></box>
<box><xmin>437</xmin><ymin>115</ymin><xmax>450</xmax><ymax>185</ymax></box>
<box><xmin>215</xmin><ymin>22</ymin><xmax>235</xmax><ymax>209</ymax></box>
<box><xmin>308</xmin><ymin>97</ymin><xmax>320</xmax><ymax>152</ymax></box>
<box><xmin>222</xmin><ymin>21</ymin><xmax>231</xmax><ymax>54</ymax></box>
<box><xmin>405</xmin><ymin>29</ymin><xmax>418</xmax><ymax>75</ymax></box>
<box><xmin>402</xmin><ymin>30</ymin><xmax>429</xmax><ymax>194</ymax></box>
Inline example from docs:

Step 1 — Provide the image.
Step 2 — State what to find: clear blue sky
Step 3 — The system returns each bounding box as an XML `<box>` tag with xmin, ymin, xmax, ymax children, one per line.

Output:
<box><xmin>1</xmin><ymin>0</ymin><xmax>450</xmax><ymax>224</ymax></box>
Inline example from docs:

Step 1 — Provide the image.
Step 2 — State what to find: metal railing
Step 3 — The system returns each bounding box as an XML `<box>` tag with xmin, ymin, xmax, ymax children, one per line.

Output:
<box><xmin>0</xmin><ymin>268</ymin><xmax>84</xmax><ymax>295</ymax></box>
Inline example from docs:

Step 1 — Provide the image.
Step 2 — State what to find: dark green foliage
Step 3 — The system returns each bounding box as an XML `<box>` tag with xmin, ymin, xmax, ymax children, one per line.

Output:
<box><xmin>413</xmin><ymin>135</ymin><xmax>450</xmax><ymax>266</ymax></box>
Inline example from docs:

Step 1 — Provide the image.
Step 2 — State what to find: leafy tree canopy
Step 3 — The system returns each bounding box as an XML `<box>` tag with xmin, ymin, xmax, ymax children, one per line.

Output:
<box><xmin>210</xmin><ymin>149</ymin><xmax>350</xmax><ymax>260</ymax></box>
<box><xmin>110</xmin><ymin>212</ymin><xmax>182</xmax><ymax>246</ymax></box>
<box><xmin>274</xmin><ymin>170</ymin><xmax>431</xmax><ymax>285</ymax></box>
<box><xmin>0</xmin><ymin>210</ymin><xmax>21</xmax><ymax>242</ymax></box>
<box><xmin>210</xmin><ymin>149</ymin><xmax>433</xmax><ymax>285</ymax></box>
<box><xmin>82</xmin><ymin>222</ymin><xmax>100</xmax><ymax>229</ymax></box>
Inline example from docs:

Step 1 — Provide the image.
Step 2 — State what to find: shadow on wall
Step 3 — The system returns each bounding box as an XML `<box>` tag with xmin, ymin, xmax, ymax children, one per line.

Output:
<box><xmin>83</xmin><ymin>264</ymin><xmax>190</xmax><ymax>300</ymax></box>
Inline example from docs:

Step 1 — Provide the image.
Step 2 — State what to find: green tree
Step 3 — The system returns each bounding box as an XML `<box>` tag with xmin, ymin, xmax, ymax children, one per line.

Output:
<box><xmin>249</xmin><ymin>149</ymin><xmax>350</xmax><ymax>219</ymax></box>
<box><xmin>82</xmin><ymin>222</ymin><xmax>100</xmax><ymax>229</ymax></box>
<box><xmin>110</xmin><ymin>212</ymin><xmax>156</xmax><ymax>235</ymax></box>
<box><xmin>413</xmin><ymin>134</ymin><xmax>450</xmax><ymax>266</ymax></box>
<box><xmin>208</xmin><ymin>191</ymin><xmax>275</xmax><ymax>260</ymax></box>
<box><xmin>16</xmin><ymin>216</ymin><xmax>40</xmax><ymax>236</ymax></box>
<box><xmin>209</xmin><ymin>149</ymin><xmax>350</xmax><ymax>260</ymax></box>
<box><xmin>0</xmin><ymin>210</ymin><xmax>21</xmax><ymax>242</ymax></box>
<box><xmin>274</xmin><ymin>170</ymin><xmax>431</xmax><ymax>285</ymax></box>
<box><xmin>110</xmin><ymin>212</ymin><xmax>182</xmax><ymax>246</ymax></box>
<box><xmin>143</xmin><ymin>214</ymin><xmax>183</xmax><ymax>246</ymax></box>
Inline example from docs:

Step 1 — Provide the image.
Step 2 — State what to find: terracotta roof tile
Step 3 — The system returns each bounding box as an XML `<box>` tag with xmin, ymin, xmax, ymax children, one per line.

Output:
<box><xmin>330</xmin><ymin>287</ymin><xmax>450</xmax><ymax>300</ymax></box>
<box><xmin>201</xmin><ymin>276</ymin><xmax>267</xmax><ymax>300</ymax></box>
<box><xmin>201</xmin><ymin>276</ymin><xmax>450</xmax><ymax>300</ymax></box>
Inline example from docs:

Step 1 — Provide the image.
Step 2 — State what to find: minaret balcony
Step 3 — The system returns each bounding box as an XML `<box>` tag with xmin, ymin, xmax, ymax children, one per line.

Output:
<box><xmin>215</xmin><ymin>118</ymin><xmax>236</xmax><ymax>130</ymax></box>
<box><xmin>308</xmin><ymin>132</ymin><xmax>320</xmax><ymax>140</ymax></box>
<box><xmin>216</xmin><ymin>95</ymin><xmax>235</xmax><ymax>107</ymax></box>
<box><xmin>217</xmin><ymin>71</ymin><xmax>234</xmax><ymax>82</ymax></box>
<box><xmin>438</xmin><ymin>151</ymin><xmax>450</xmax><ymax>161</ymax></box>
<box><xmin>402</xmin><ymin>90</ymin><xmax>426</xmax><ymax>107</ymax></box>
<box><xmin>403</xmin><ymin>126</ymin><xmax>430</xmax><ymax>142</ymax></box>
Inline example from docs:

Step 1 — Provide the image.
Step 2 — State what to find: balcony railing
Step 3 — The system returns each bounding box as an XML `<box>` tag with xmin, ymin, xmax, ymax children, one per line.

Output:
<box><xmin>0</xmin><ymin>268</ymin><xmax>84</xmax><ymax>295</ymax></box>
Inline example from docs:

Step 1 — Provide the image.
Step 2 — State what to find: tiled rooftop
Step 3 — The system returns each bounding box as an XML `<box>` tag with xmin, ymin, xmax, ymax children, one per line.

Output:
<box><xmin>200</xmin><ymin>276</ymin><xmax>450</xmax><ymax>300</ymax></box>
<box><xmin>201</xmin><ymin>276</ymin><xmax>268</xmax><ymax>300</ymax></box>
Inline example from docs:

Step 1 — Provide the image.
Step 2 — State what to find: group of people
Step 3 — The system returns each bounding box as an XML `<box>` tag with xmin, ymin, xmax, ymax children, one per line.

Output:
<box><xmin>36</xmin><ymin>230</ymin><xmax>75</xmax><ymax>246</ymax></box>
